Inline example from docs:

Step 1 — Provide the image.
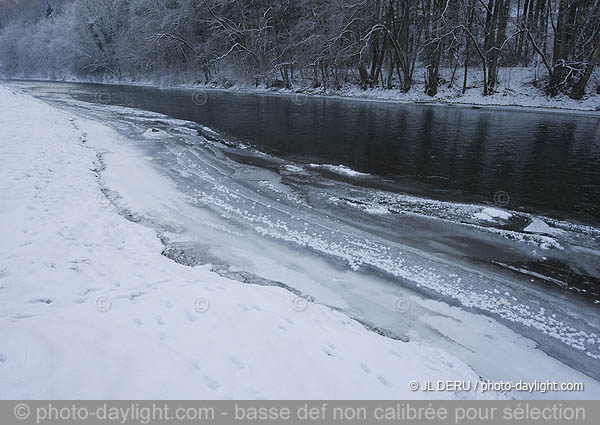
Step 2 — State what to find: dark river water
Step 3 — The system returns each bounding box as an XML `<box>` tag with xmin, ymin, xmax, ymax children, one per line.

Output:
<box><xmin>11</xmin><ymin>80</ymin><xmax>600</xmax><ymax>224</ymax></box>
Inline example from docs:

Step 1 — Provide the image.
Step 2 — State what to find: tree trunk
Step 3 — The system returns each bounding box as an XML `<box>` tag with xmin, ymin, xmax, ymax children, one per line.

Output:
<box><xmin>570</xmin><ymin>32</ymin><xmax>600</xmax><ymax>99</ymax></box>
<box><xmin>463</xmin><ymin>0</ymin><xmax>476</xmax><ymax>93</ymax></box>
<box><xmin>424</xmin><ymin>0</ymin><xmax>442</xmax><ymax>96</ymax></box>
<box><xmin>358</xmin><ymin>61</ymin><xmax>370</xmax><ymax>90</ymax></box>
<box><xmin>516</xmin><ymin>0</ymin><xmax>529</xmax><ymax>64</ymax></box>
<box><xmin>548</xmin><ymin>0</ymin><xmax>570</xmax><ymax>95</ymax></box>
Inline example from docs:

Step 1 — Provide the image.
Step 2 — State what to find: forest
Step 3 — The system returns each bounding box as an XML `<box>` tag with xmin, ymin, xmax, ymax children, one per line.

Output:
<box><xmin>0</xmin><ymin>0</ymin><xmax>599</xmax><ymax>99</ymax></box>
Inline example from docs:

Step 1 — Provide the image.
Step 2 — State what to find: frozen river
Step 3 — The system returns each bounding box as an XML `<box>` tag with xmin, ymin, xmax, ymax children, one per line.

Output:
<box><xmin>7</xmin><ymin>80</ymin><xmax>600</xmax><ymax>396</ymax></box>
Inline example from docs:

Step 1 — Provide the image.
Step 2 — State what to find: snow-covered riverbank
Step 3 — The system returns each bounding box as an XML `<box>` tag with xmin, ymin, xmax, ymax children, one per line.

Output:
<box><xmin>203</xmin><ymin>67</ymin><xmax>600</xmax><ymax>113</ymax></box>
<box><xmin>5</xmin><ymin>66</ymin><xmax>599</xmax><ymax>113</ymax></box>
<box><xmin>0</xmin><ymin>85</ymin><xmax>502</xmax><ymax>399</ymax></box>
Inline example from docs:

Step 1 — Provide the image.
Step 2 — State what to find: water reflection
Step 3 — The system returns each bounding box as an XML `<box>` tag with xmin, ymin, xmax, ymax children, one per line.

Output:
<box><xmin>24</xmin><ymin>81</ymin><xmax>600</xmax><ymax>223</ymax></box>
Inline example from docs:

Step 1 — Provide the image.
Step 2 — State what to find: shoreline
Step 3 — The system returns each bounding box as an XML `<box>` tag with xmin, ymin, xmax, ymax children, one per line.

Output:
<box><xmin>201</xmin><ymin>86</ymin><xmax>600</xmax><ymax>117</ymax></box>
<box><xmin>0</xmin><ymin>84</ymin><xmax>496</xmax><ymax>399</ymax></box>
<box><xmin>3</xmin><ymin>77</ymin><xmax>600</xmax><ymax>117</ymax></box>
<box><xmin>3</xmin><ymin>84</ymin><xmax>599</xmax><ymax>398</ymax></box>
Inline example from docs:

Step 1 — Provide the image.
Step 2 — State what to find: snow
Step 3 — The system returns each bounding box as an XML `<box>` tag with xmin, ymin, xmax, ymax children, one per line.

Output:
<box><xmin>29</xmin><ymin>65</ymin><xmax>599</xmax><ymax>113</ymax></box>
<box><xmin>281</xmin><ymin>164</ymin><xmax>305</xmax><ymax>174</ymax></box>
<box><xmin>142</xmin><ymin>128</ymin><xmax>170</xmax><ymax>139</ymax></box>
<box><xmin>474</xmin><ymin>208</ymin><xmax>512</xmax><ymax>222</ymax></box>
<box><xmin>330</xmin><ymin>190</ymin><xmax>563</xmax><ymax>251</ymax></box>
<box><xmin>524</xmin><ymin>218</ymin><xmax>561</xmax><ymax>236</ymax></box>
<box><xmin>114</xmin><ymin>105</ymin><xmax>599</xmax><ymax>386</ymax></box>
<box><xmin>0</xmin><ymin>85</ymin><xmax>496</xmax><ymax>399</ymax></box>
<box><xmin>191</xmin><ymin>66</ymin><xmax>600</xmax><ymax>113</ymax></box>
<box><xmin>199</xmin><ymin>125</ymin><xmax>219</xmax><ymax>135</ymax></box>
<box><xmin>308</xmin><ymin>164</ymin><xmax>370</xmax><ymax>177</ymax></box>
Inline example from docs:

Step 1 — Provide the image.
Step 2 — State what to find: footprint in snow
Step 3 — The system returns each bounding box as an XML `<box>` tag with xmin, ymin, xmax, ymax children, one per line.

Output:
<box><xmin>202</xmin><ymin>376</ymin><xmax>221</xmax><ymax>390</ymax></box>
<box><xmin>249</xmin><ymin>388</ymin><xmax>263</xmax><ymax>398</ymax></box>
<box><xmin>11</xmin><ymin>313</ymin><xmax>36</xmax><ymax>320</ymax></box>
<box><xmin>185</xmin><ymin>311</ymin><xmax>198</xmax><ymax>322</ymax></box>
<box><xmin>360</xmin><ymin>363</ymin><xmax>372</xmax><ymax>374</ymax></box>
<box><xmin>390</xmin><ymin>350</ymin><xmax>403</xmax><ymax>359</ymax></box>
<box><xmin>377</xmin><ymin>375</ymin><xmax>391</xmax><ymax>386</ymax></box>
<box><xmin>227</xmin><ymin>355</ymin><xmax>245</xmax><ymax>370</ymax></box>
<box><xmin>0</xmin><ymin>354</ymin><xmax>6</xmax><ymax>363</ymax></box>
<box><xmin>190</xmin><ymin>361</ymin><xmax>222</xmax><ymax>390</ymax></box>
<box><xmin>323</xmin><ymin>348</ymin><xmax>335</xmax><ymax>358</ymax></box>
<box><xmin>27</xmin><ymin>298</ymin><xmax>53</xmax><ymax>304</ymax></box>
<box><xmin>79</xmin><ymin>288</ymin><xmax>101</xmax><ymax>297</ymax></box>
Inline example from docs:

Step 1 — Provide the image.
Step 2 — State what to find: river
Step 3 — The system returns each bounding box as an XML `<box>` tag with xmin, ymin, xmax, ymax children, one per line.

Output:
<box><xmin>5</xmin><ymin>80</ymin><xmax>600</xmax><ymax>396</ymax></box>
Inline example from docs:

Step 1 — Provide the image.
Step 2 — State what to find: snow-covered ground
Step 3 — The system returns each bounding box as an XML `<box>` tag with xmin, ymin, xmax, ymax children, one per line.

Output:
<box><xmin>329</xmin><ymin>67</ymin><xmax>600</xmax><ymax>112</ymax></box>
<box><xmin>0</xmin><ymin>85</ymin><xmax>505</xmax><ymax>399</ymax></box>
